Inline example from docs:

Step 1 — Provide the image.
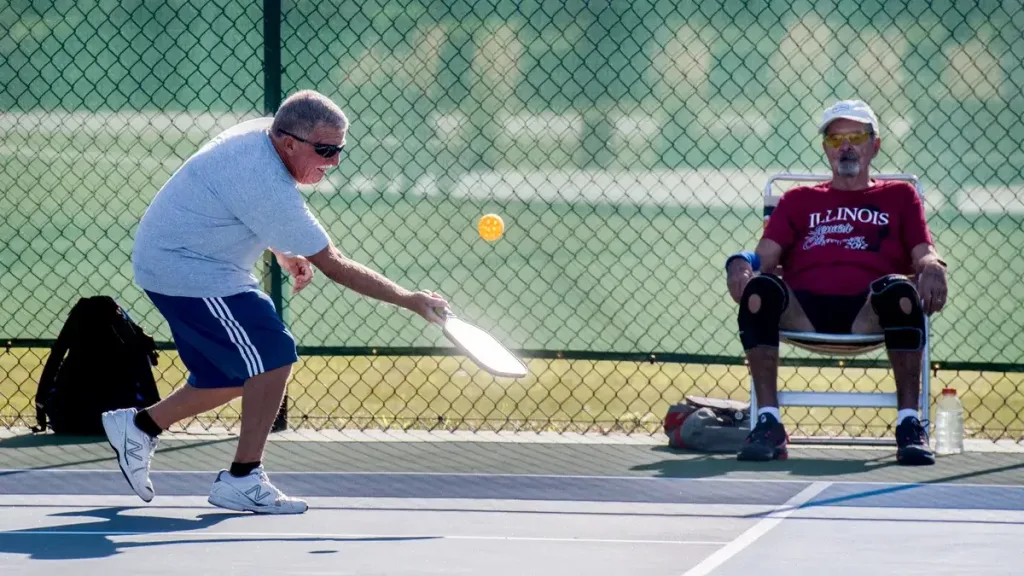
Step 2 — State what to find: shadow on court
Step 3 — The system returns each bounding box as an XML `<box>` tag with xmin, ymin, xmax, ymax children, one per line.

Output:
<box><xmin>0</xmin><ymin>434</ymin><xmax>108</xmax><ymax>448</ymax></box>
<box><xmin>630</xmin><ymin>446</ymin><xmax>899</xmax><ymax>478</ymax></box>
<box><xmin>0</xmin><ymin>506</ymin><xmax>438</xmax><ymax>560</ymax></box>
<box><xmin>0</xmin><ymin>435</ymin><xmax>236</xmax><ymax>474</ymax></box>
<box><xmin>632</xmin><ymin>445</ymin><xmax>1024</xmax><ymax>486</ymax></box>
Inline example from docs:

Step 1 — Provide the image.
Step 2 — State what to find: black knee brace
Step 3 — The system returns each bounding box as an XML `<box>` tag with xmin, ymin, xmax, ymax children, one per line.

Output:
<box><xmin>870</xmin><ymin>275</ymin><xmax>926</xmax><ymax>351</ymax></box>
<box><xmin>737</xmin><ymin>273</ymin><xmax>789</xmax><ymax>351</ymax></box>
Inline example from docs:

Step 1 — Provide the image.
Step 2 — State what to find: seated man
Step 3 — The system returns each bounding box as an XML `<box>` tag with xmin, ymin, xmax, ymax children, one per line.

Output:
<box><xmin>725</xmin><ymin>99</ymin><xmax>949</xmax><ymax>466</ymax></box>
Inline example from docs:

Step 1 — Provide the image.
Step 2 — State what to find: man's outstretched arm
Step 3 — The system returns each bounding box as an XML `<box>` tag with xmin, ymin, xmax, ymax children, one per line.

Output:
<box><xmin>305</xmin><ymin>241</ymin><xmax>448</xmax><ymax>324</ymax></box>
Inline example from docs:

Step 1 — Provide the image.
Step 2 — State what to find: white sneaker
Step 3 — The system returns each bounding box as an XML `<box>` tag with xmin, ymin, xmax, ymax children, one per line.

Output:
<box><xmin>101</xmin><ymin>407</ymin><xmax>158</xmax><ymax>502</ymax></box>
<box><xmin>208</xmin><ymin>467</ymin><xmax>308</xmax><ymax>514</ymax></box>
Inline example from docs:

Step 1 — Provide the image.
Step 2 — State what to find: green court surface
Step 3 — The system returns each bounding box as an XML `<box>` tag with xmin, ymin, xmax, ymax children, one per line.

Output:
<box><xmin>2</xmin><ymin>430</ymin><xmax>1023</xmax><ymax>487</ymax></box>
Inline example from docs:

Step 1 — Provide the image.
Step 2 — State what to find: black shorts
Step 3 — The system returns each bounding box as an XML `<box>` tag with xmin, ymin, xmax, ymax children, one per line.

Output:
<box><xmin>791</xmin><ymin>290</ymin><xmax>869</xmax><ymax>334</ymax></box>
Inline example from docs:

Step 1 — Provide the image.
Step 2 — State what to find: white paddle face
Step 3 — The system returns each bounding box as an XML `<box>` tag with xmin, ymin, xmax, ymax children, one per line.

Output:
<box><xmin>441</xmin><ymin>315</ymin><xmax>528</xmax><ymax>378</ymax></box>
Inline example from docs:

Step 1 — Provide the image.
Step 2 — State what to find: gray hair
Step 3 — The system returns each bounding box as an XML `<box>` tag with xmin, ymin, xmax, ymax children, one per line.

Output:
<box><xmin>271</xmin><ymin>90</ymin><xmax>348</xmax><ymax>141</ymax></box>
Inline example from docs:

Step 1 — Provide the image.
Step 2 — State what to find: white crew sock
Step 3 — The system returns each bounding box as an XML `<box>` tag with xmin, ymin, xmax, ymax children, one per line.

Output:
<box><xmin>757</xmin><ymin>407</ymin><xmax>781</xmax><ymax>421</ymax></box>
<box><xmin>897</xmin><ymin>409</ymin><xmax>919</xmax><ymax>425</ymax></box>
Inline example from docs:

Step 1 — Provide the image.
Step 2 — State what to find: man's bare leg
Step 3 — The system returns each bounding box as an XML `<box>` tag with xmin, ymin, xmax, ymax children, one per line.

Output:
<box><xmin>851</xmin><ymin>298</ymin><xmax>920</xmax><ymax>412</ymax></box>
<box><xmin>746</xmin><ymin>286</ymin><xmax>814</xmax><ymax>410</ymax></box>
<box><xmin>142</xmin><ymin>365</ymin><xmax>290</xmax><ymax>463</ymax></box>
<box><xmin>206</xmin><ymin>363</ymin><xmax>308</xmax><ymax>514</ymax></box>
<box><xmin>737</xmin><ymin>278</ymin><xmax>813</xmax><ymax>461</ymax></box>
<box><xmin>233</xmin><ymin>364</ymin><xmax>292</xmax><ymax>464</ymax></box>
<box><xmin>746</xmin><ymin>346</ymin><xmax>780</xmax><ymax>409</ymax></box>
<box><xmin>146</xmin><ymin>385</ymin><xmax>243</xmax><ymax>430</ymax></box>
<box><xmin>852</xmin><ymin>288</ymin><xmax>933</xmax><ymax>465</ymax></box>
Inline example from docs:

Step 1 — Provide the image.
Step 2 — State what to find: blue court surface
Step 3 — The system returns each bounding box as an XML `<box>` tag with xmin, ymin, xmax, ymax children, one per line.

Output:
<box><xmin>1</xmin><ymin>434</ymin><xmax>1023</xmax><ymax>575</ymax></box>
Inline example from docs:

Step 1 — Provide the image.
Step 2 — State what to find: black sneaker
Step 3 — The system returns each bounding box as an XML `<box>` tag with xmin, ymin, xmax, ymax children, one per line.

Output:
<box><xmin>895</xmin><ymin>416</ymin><xmax>936</xmax><ymax>466</ymax></box>
<box><xmin>737</xmin><ymin>413</ymin><xmax>788</xmax><ymax>461</ymax></box>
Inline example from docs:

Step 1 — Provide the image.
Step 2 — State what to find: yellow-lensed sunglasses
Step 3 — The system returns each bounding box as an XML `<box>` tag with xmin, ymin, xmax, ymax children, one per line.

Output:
<box><xmin>824</xmin><ymin>131</ymin><xmax>872</xmax><ymax>148</ymax></box>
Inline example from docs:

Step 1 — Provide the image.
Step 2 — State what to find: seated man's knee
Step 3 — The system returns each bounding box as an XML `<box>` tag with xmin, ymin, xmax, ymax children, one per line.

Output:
<box><xmin>870</xmin><ymin>274</ymin><xmax>925</xmax><ymax>351</ymax></box>
<box><xmin>737</xmin><ymin>273</ymin><xmax>789</xmax><ymax>351</ymax></box>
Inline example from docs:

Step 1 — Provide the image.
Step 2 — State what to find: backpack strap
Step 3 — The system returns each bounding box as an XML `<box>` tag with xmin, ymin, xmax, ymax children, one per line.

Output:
<box><xmin>121</xmin><ymin>306</ymin><xmax>159</xmax><ymax>367</ymax></box>
<box><xmin>110</xmin><ymin>299</ymin><xmax>162</xmax><ymax>406</ymax></box>
<box><xmin>34</xmin><ymin>299</ymin><xmax>87</xmax><ymax>432</ymax></box>
<box><xmin>685</xmin><ymin>395</ymin><xmax>750</xmax><ymax>427</ymax></box>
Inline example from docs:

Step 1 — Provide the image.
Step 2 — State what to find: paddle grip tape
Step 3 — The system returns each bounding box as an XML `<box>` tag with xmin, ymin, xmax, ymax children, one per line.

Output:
<box><xmin>737</xmin><ymin>273</ymin><xmax>789</xmax><ymax>351</ymax></box>
<box><xmin>869</xmin><ymin>274</ymin><xmax>926</xmax><ymax>351</ymax></box>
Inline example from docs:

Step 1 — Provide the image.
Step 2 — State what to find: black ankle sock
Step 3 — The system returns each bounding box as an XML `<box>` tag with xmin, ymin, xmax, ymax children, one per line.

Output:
<box><xmin>133</xmin><ymin>409</ymin><xmax>163</xmax><ymax>438</ymax></box>
<box><xmin>230</xmin><ymin>461</ymin><xmax>261</xmax><ymax>478</ymax></box>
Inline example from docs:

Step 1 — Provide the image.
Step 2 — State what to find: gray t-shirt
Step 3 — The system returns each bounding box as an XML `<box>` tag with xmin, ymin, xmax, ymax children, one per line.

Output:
<box><xmin>132</xmin><ymin>118</ymin><xmax>331</xmax><ymax>298</ymax></box>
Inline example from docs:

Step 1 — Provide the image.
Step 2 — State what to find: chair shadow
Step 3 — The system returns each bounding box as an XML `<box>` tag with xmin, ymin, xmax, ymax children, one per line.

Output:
<box><xmin>0</xmin><ymin>506</ymin><xmax>438</xmax><ymax>560</ymax></box>
<box><xmin>630</xmin><ymin>445</ymin><xmax>899</xmax><ymax>479</ymax></box>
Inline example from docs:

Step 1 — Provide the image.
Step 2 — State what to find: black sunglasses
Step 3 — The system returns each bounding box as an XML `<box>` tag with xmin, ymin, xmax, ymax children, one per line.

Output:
<box><xmin>278</xmin><ymin>129</ymin><xmax>345</xmax><ymax>158</ymax></box>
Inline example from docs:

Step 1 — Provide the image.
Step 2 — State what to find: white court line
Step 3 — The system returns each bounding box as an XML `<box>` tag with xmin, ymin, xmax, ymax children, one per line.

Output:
<box><xmin>681</xmin><ymin>481</ymin><xmax>832</xmax><ymax>576</ymax></box>
<box><xmin>2</xmin><ymin>469</ymin><xmax>1024</xmax><ymax>490</ymax></box>
<box><xmin>1</xmin><ymin>530</ymin><xmax>725</xmax><ymax>546</ymax></box>
<box><xmin>449</xmin><ymin>535</ymin><xmax>725</xmax><ymax>545</ymax></box>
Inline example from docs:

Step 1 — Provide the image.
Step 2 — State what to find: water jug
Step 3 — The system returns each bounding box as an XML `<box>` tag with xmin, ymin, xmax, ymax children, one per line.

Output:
<box><xmin>934</xmin><ymin>387</ymin><xmax>964</xmax><ymax>455</ymax></box>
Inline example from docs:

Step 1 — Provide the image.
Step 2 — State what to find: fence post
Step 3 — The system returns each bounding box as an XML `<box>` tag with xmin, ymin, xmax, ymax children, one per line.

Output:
<box><xmin>263</xmin><ymin>0</ymin><xmax>288</xmax><ymax>433</ymax></box>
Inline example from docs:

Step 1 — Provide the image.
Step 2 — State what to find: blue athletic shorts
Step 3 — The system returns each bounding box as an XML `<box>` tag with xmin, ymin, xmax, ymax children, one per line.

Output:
<box><xmin>145</xmin><ymin>289</ymin><xmax>298</xmax><ymax>389</ymax></box>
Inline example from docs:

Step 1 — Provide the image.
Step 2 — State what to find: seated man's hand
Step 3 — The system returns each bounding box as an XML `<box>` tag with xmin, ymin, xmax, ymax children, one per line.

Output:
<box><xmin>727</xmin><ymin>258</ymin><xmax>754</xmax><ymax>303</ymax></box>
<box><xmin>916</xmin><ymin>260</ymin><xmax>948</xmax><ymax>315</ymax></box>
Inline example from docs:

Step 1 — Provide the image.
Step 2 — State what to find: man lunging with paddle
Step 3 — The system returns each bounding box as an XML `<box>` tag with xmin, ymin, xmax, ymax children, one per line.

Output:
<box><xmin>102</xmin><ymin>89</ymin><xmax>448</xmax><ymax>514</ymax></box>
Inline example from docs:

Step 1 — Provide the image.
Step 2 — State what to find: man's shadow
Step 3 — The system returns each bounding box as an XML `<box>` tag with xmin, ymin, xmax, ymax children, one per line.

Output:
<box><xmin>0</xmin><ymin>507</ymin><xmax>437</xmax><ymax>560</ymax></box>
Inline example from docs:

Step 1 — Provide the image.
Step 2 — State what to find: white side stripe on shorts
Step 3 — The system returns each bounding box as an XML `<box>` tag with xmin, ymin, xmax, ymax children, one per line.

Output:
<box><xmin>212</xmin><ymin>297</ymin><xmax>265</xmax><ymax>374</ymax></box>
<box><xmin>202</xmin><ymin>298</ymin><xmax>265</xmax><ymax>377</ymax></box>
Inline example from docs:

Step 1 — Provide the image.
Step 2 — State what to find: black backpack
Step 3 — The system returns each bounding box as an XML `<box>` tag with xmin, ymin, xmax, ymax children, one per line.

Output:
<box><xmin>34</xmin><ymin>296</ymin><xmax>162</xmax><ymax>435</ymax></box>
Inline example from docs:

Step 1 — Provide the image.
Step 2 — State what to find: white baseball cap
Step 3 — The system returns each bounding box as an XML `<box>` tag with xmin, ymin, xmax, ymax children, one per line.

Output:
<box><xmin>817</xmin><ymin>99</ymin><xmax>879</xmax><ymax>135</ymax></box>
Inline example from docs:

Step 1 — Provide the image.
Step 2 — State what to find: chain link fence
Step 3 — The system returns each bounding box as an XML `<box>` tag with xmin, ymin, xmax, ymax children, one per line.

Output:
<box><xmin>3</xmin><ymin>0</ymin><xmax>1023</xmax><ymax>441</ymax></box>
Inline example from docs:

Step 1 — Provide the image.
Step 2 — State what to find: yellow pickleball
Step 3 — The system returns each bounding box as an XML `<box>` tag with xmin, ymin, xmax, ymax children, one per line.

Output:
<box><xmin>477</xmin><ymin>213</ymin><xmax>505</xmax><ymax>242</ymax></box>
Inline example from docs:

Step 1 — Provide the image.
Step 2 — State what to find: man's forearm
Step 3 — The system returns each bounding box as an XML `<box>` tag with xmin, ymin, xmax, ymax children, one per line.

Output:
<box><xmin>754</xmin><ymin>239</ymin><xmax>782</xmax><ymax>273</ymax></box>
<box><xmin>314</xmin><ymin>247</ymin><xmax>412</xmax><ymax>307</ymax></box>
<box><xmin>269</xmin><ymin>248</ymin><xmax>293</xmax><ymax>266</ymax></box>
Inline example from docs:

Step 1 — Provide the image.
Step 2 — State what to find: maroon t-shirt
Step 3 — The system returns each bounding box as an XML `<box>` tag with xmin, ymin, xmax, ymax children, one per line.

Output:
<box><xmin>763</xmin><ymin>180</ymin><xmax>932</xmax><ymax>295</ymax></box>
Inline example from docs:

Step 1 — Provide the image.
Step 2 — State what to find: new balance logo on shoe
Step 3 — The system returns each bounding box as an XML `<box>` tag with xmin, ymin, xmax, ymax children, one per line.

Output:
<box><xmin>125</xmin><ymin>437</ymin><xmax>144</xmax><ymax>462</ymax></box>
<box><xmin>245</xmin><ymin>484</ymin><xmax>272</xmax><ymax>503</ymax></box>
